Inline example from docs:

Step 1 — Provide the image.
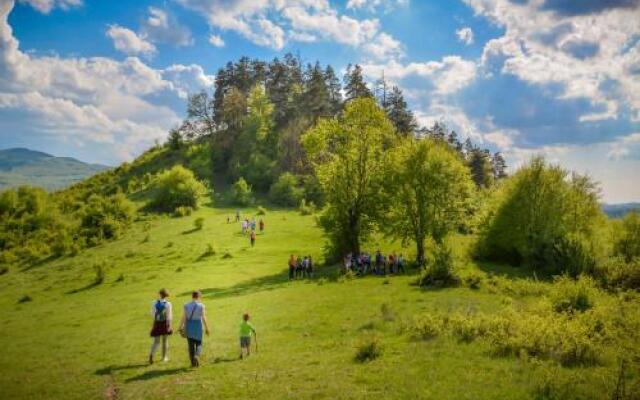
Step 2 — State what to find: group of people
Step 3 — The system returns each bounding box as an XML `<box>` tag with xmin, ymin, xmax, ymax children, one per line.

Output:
<box><xmin>227</xmin><ymin>211</ymin><xmax>264</xmax><ymax>247</ymax></box>
<box><xmin>149</xmin><ymin>288</ymin><xmax>257</xmax><ymax>367</ymax></box>
<box><xmin>288</xmin><ymin>254</ymin><xmax>314</xmax><ymax>279</ymax></box>
<box><xmin>343</xmin><ymin>250</ymin><xmax>406</xmax><ymax>275</ymax></box>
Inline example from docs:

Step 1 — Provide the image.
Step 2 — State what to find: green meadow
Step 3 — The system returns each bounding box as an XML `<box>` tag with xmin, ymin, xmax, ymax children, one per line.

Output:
<box><xmin>1</xmin><ymin>205</ymin><xmax>637</xmax><ymax>399</ymax></box>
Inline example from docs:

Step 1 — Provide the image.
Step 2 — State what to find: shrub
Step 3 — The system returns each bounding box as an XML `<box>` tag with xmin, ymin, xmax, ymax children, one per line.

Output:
<box><xmin>411</xmin><ymin>314</ymin><xmax>444</xmax><ymax>340</ymax></box>
<box><xmin>173</xmin><ymin>206</ymin><xmax>193</xmax><ymax>217</ymax></box>
<box><xmin>115</xmin><ymin>273</ymin><xmax>125</xmax><ymax>283</ymax></box>
<box><xmin>149</xmin><ymin>165</ymin><xmax>208</xmax><ymax>212</ymax></box>
<box><xmin>461</xmin><ymin>271</ymin><xmax>484</xmax><ymax>289</ymax></box>
<box><xmin>0</xmin><ymin>266</ymin><xmax>8</xmax><ymax>275</ymax></box>
<box><xmin>80</xmin><ymin>193</ymin><xmax>135</xmax><ymax>243</ymax></box>
<box><xmin>232</xmin><ymin>177</ymin><xmax>252</xmax><ymax>206</ymax></box>
<box><xmin>380</xmin><ymin>303</ymin><xmax>396</xmax><ymax>322</ymax></box>
<box><xmin>201</xmin><ymin>244</ymin><xmax>216</xmax><ymax>258</ymax></box>
<box><xmin>596</xmin><ymin>257</ymin><xmax>640</xmax><ymax>290</ymax></box>
<box><xmin>93</xmin><ymin>262</ymin><xmax>106</xmax><ymax>285</ymax></box>
<box><xmin>194</xmin><ymin>217</ymin><xmax>204</xmax><ymax>230</ymax></box>
<box><xmin>355</xmin><ymin>337</ymin><xmax>383</xmax><ymax>363</ymax></box>
<box><xmin>299</xmin><ymin>199</ymin><xmax>316</xmax><ymax>216</ymax></box>
<box><xmin>18</xmin><ymin>294</ymin><xmax>32</xmax><ymax>303</ymax></box>
<box><xmin>269</xmin><ymin>173</ymin><xmax>304</xmax><ymax>207</ymax></box>
<box><xmin>550</xmin><ymin>275</ymin><xmax>595</xmax><ymax>314</ymax></box>
<box><xmin>614</xmin><ymin>211</ymin><xmax>640</xmax><ymax>262</ymax></box>
<box><xmin>256</xmin><ymin>206</ymin><xmax>267</xmax><ymax>215</ymax></box>
<box><xmin>418</xmin><ymin>243</ymin><xmax>459</xmax><ymax>287</ymax></box>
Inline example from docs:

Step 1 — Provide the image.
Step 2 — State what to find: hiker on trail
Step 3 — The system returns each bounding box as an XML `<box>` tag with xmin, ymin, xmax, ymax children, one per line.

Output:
<box><xmin>297</xmin><ymin>255</ymin><xmax>304</xmax><ymax>278</ymax></box>
<box><xmin>239</xmin><ymin>313</ymin><xmax>257</xmax><ymax>359</ymax></box>
<box><xmin>343</xmin><ymin>253</ymin><xmax>352</xmax><ymax>273</ymax></box>
<box><xmin>235</xmin><ymin>210</ymin><xmax>240</xmax><ymax>222</ymax></box>
<box><xmin>241</xmin><ymin>219</ymin><xmax>248</xmax><ymax>233</ymax></box>
<box><xmin>375</xmin><ymin>250</ymin><xmax>384</xmax><ymax>275</ymax></box>
<box><xmin>397</xmin><ymin>254</ymin><xmax>405</xmax><ymax>274</ymax></box>
<box><xmin>250</xmin><ymin>230</ymin><xmax>256</xmax><ymax>247</ymax></box>
<box><xmin>259</xmin><ymin>219</ymin><xmax>264</xmax><ymax>233</ymax></box>
<box><xmin>149</xmin><ymin>288</ymin><xmax>172</xmax><ymax>364</ymax></box>
<box><xmin>288</xmin><ymin>255</ymin><xmax>296</xmax><ymax>280</ymax></box>
<box><xmin>251</xmin><ymin>217</ymin><xmax>257</xmax><ymax>231</ymax></box>
<box><xmin>179</xmin><ymin>291</ymin><xmax>210</xmax><ymax>367</ymax></box>
<box><xmin>306</xmin><ymin>255</ymin><xmax>314</xmax><ymax>278</ymax></box>
<box><xmin>227</xmin><ymin>216</ymin><xmax>230</xmax><ymax>224</ymax></box>
<box><xmin>388</xmin><ymin>254</ymin><xmax>395</xmax><ymax>274</ymax></box>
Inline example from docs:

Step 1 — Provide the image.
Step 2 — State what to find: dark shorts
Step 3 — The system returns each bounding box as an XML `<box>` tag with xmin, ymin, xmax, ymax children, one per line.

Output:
<box><xmin>240</xmin><ymin>336</ymin><xmax>251</xmax><ymax>347</ymax></box>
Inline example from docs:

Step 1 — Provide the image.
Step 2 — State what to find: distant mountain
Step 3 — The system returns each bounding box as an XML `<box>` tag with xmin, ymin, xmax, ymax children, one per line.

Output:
<box><xmin>602</xmin><ymin>203</ymin><xmax>640</xmax><ymax>219</ymax></box>
<box><xmin>0</xmin><ymin>148</ymin><xmax>110</xmax><ymax>191</ymax></box>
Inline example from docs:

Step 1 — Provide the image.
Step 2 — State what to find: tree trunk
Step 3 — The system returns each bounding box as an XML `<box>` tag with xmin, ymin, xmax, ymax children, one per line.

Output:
<box><xmin>416</xmin><ymin>238</ymin><xmax>425</xmax><ymax>267</ymax></box>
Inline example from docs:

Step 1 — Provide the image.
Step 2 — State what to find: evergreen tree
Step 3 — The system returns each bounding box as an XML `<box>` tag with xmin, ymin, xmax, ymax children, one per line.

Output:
<box><xmin>167</xmin><ymin>128</ymin><xmax>183</xmax><ymax>150</ymax></box>
<box><xmin>343</xmin><ymin>64</ymin><xmax>372</xmax><ymax>101</ymax></box>
<box><xmin>385</xmin><ymin>86</ymin><xmax>416</xmax><ymax>137</ymax></box>
<box><xmin>492</xmin><ymin>152</ymin><xmax>508</xmax><ymax>180</ymax></box>
<box><xmin>324</xmin><ymin>65</ymin><xmax>342</xmax><ymax>114</ymax></box>
<box><xmin>303</xmin><ymin>62</ymin><xmax>332</xmax><ymax>120</ymax></box>
<box><xmin>468</xmin><ymin>148</ymin><xmax>494</xmax><ymax>188</ymax></box>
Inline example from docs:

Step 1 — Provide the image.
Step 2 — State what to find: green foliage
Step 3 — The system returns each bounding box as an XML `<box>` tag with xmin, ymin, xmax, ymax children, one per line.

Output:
<box><xmin>303</xmin><ymin>97</ymin><xmax>395</xmax><ymax>258</ymax></box>
<box><xmin>256</xmin><ymin>206</ymin><xmax>267</xmax><ymax>215</ymax></box>
<box><xmin>549</xmin><ymin>275</ymin><xmax>595</xmax><ymax>313</ymax></box>
<box><xmin>173</xmin><ymin>206</ymin><xmax>193</xmax><ymax>217</ymax></box>
<box><xmin>613</xmin><ymin>211</ymin><xmax>640</xmax><ymax>262</ymax></box>
<box><xmin>354</xmin><ymin>337</ymin><xmax>383</xmax><ymax>363</ymax></box>
<box><xmin>476</xmin><ymin>157</ymin><xmax>604</xmax><ymax>272</ymax></box>
<box><xmin>80</xmin><ymin>193</ymin><xmax>135</xmax><ymax>244</ymax></box>
<box><xmin>269</xmin><ymin>173</ymin><xmax>303</xmax><ymax>206</ymax></box>
<box><xmin>418</xmin><ymin>243</ymin><xmax>459</xmax><ymax>287</ymax></box>
<box><xmin>382</xmin><ymin>138</ymin><xmax>474</xmax><ymax>264</ymax></box>
<box><xmin>194</xmin><ymin>217</ymin><xmax>204</xmax><ymax>230</ymax></box>
<box><xmin>232</xmin><ymin>177</ymin><xmax>252</xmax><ymax>206</ymax></box>
<box><xmin>93</xmin><ymin>262</ymin><xmax>106</xmax><ymax>285</ymax></box>
<box><xmin>0</xmin><ymin>266</ymin><xmax>8</xmax><ymax>275</ymax></box>
<box><xmin>148</xmin><ymin>165</ymin><xmax>207</xmax><ymax>212</ymax></box>
<box><xmin>299</xmin><ymin>199</ymin><xmax>316</xmax><ymax>216</ymax></box>
<box><xmin>410</xmin><ymin>314</ymin><xmax>444</xmax><ymax>340</ymax></box>
<box><xmin>595</xmin><ymin>257</ymin><xmax>640</xmax><ymax>290</ymax></box>
<box><xmin>17</xmin><ymin>294</ymin><xmax>32</xmax><ymax>304</ymax></box>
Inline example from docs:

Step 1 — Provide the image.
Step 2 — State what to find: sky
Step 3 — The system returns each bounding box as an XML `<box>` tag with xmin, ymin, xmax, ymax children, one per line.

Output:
<box><xmin>0</xmin><ymin>0</ymin><xmax>639</xmax><ymax>203</ymax></box>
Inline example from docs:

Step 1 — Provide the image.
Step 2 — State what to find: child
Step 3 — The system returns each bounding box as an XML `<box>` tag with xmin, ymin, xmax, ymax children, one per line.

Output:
<box><xmin>239</xmin><ymin>313</ymin><xmax>256</xmax><ymax>359</ymax></box>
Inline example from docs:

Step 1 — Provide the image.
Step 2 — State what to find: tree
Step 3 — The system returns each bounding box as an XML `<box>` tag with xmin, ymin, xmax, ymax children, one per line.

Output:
<box><xmin>187</xmin><ymin>90</ymin><xmax>216</xmax><ymax>137</ymax></box>
<box><xmin>167</xmin><ymin>128</ymin><xmax>183</xmax><ymax>150</ymax></box>
<box><xmin>269</xmin><ymin>172</ymin><xmax>303</xmax><ymax>207</ymax></box>
<box><xmin>233</xmin><ymin>177</ymin><xmax>252</xmax><ymax>206</ymax></box>
<box><xmin>468</xmin><ymin>148</ymin><xmax>494</xmax><ymax>188</ymax></box>
<box><xmin>302</xmin><ymin>62</ymin><xmax>331</xmax><ymax>120</ymax></box>
<box><xmin>222</xmin><ymin>87</ymin><xmax>247</xmax><ymax>132</ymax></box>
<box><xmin>343</xmin><ymin>64</ymin><xmax>372</xmax><ymax>101</ymax></box>
<box><xmin>324</xmin><ymin>65</ymin><xmax>342</xmax><ymax>114</ymax></box>
<box><xmin>492</xmin><ymin>152</ymin><xmax>508</xmax><ymax>179</ymax></box>
<box><xmin>385</xmin><ymin>86</ymin><xmax>416</xmax><ymax>137</ymax></box>
<box><xmin>614</xmin><ymin>211</ymin><xmax>640</xmax><ymax>262</ymax></box>
<box><xmin>383</xmin><ymin>138</ymin><xmax>474</xmax><ymax>264</ymax></box>
<box><xmin>148</xmin><ymin>165</ymin><xmax>208</xmax><ymax>212</ymax></box>
<box><xmin>302</xmin><ymin>97</ymin><xmax>394</xmax><ymax>257</ymax></box>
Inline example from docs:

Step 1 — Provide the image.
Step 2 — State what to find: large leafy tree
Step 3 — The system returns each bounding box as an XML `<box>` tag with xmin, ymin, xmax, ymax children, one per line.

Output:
<box><xmin>302</xmin><ymin>97</ymin><xmax>394</xmax><ymax>257</ymax></box>
<box><xmin>383</xmin><ymin>138</ymin><xmax>474</xmax><ymax>264</ymax></box>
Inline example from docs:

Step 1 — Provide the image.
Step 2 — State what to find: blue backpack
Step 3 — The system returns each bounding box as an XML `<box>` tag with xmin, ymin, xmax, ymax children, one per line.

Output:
<box><xmin>154</xmin><ymin>300</ymin><xmax>167</xmax><ymax>322</ymax></box>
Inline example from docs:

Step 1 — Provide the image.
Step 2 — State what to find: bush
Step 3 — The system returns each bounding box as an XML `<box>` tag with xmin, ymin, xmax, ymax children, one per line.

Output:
<box><xmin>410</xmin><ymin>314</ymin><xmax>444</xmax><ymax>340</ymax></box>
<box><xmin>355</xmin><ymin>337</ymin><xmax>383</xmax><ymax>363</ymax></box>
<box><xmin>149</xmin><ymin>165</ymin><xmax>208</xmax><ymax>212</ymax></box>
<box><xmin>614</xmin><ymin>211</ymin><xmax>640</xmax><ymax>262</ymax></box>
<box><xmin>299</xmin><ymin>199</ymin><xmax>316</xmax><ymax>215</ymax></box>
<box><xmin>550</xmin><ymin>275</ymin><xmax>595</xmax><ymax>314</ymax></box>
<box><xmin>194</xmin><ymin>217</ymin><xmax>204</xmax><ymax>230</ymax></box>
<box><xmin>418</xmin><ymin>243</ymin><xmax>459</xmax><ymax>287</ymax></box>
<box><xmin>269</xmin><ymin>173</ymin><xmax>303</xmax><ymax>207</ymax></box>
<box><xmin>596</xmin><ymin>257</ymin><xmax>640</xmax><ymax>290</ymax></box>
<box><xmin>232</xmin><ymin>177</ymin><xmax>252</xmax><ymax>206</ymax></box>
<box><xmin>256</xmin><ymin>206</ymin><xmax>267</xmax><ymax>215</ymax></box>
<box><xmin>93</xmin><ymin>262</ymin><xmax>106</xmax><ymax>285</ymax></box>
<box><xmin>80</xmin><ymin>193</ymin><xmax>135</xmax><ymax>243</ymax></box>
<box><xmin>173</xmin><ymin>206</ymin><xmax>193</xmax><ymax>217</ymax></box>
<box><xmin>18</xmin><ymin>294</ymin><xmax>32</xmax><ymax>303</ymax></box>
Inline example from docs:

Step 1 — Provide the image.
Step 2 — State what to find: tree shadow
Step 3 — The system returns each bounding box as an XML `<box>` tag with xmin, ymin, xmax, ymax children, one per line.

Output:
<box><xmin>181</xmin><ymin>269</ymin><xmax>290</xmax><ymax>299</ymax></box>
<box><xmin>66</xmin><ymin>281</ymin><xmax>101</xmax><ymax>294</ymax></box>
<box><xmin>20</xmin><ymin>254</ymin><xmax>58</xmax><ymax>272</ymax></box>
<box><xmin>95</xmin><ymin>363</ymin><xmax>147</xmax><ymax>376</ymax></box>
<box><xmin>125</xmin><ymin>368</ymin><xmax>190</xmax><ymax>382</ymax></box>
<box><xmin>475</xmin><ymin>259</ymin><xmax>553</xmax><ymax>281</ymax></box>
<box><xmin>213</xmin><ymin>356</ymin><xmax>241</xmax><ymax>364</ymax></box>
<box><xmin>182</xmin><ymin>228</ymin><xmax>200</xmax><ymax>235</ymax></box>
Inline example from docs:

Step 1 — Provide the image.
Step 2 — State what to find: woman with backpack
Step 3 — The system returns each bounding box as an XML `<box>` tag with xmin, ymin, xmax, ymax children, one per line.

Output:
<box><xmin>149</xmin><ymin>288</ymin><xmax>172</xmax><ymax>364</ymax></box>
<box><xmin>179</xmin><ymin>290</ymin><xmax>210</xmax><ymax>367</ymax></box>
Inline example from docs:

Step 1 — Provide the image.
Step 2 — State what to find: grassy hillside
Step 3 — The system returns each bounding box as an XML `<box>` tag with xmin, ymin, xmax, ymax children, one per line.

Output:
<box><xmin>0</xmin><ymin>148</ymin><xmax>109</xmax><ymax>190</ymax></box>
<box><xmin>0</xmin><ymin>204</ymin><xmax>637</xmax><ymax>399</ymax></box>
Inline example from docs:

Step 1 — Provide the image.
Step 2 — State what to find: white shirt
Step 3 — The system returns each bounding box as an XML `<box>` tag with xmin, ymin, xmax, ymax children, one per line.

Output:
<box><xmin>184</xmin><ymin>301</ymin><xmax>205</xmax><ymax>320</ymax></box>
<box><xmin>150</xmin><ymin>299</ymin><xmax>172</xmax><ymax>321</ymax></box>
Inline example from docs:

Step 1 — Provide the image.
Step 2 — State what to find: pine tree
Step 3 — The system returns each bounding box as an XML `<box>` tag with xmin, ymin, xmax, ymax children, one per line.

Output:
<box><xmin>303</xmin><ymin>62</ymin><xmax>331</xmax><ymax>120</ymax></box>
<box><xmin>493</xmin><ymin>152</ymin><xmax>508</xmax><ymax>179</ymax></box>
<box><xmin>385</xmin><ymin>86</ymin><xmax>416</xmax><ymax>136</ymax></box>
<box><xmin>468</xmin><ymin>148</ymin><xmax>494</xmax><ymax>188</ymax></box>
<box><xmin>343</xmin><ymin>64</ymin><xmax>372</xmax><ymax>101</ymax></box>
<box><xmin>167</xmin><ymin>128</ymin><xmax>183</xmax><ymax>150</ymax></box>
<box><xmin>324</xmin><ymin>65</ymin><xmax>342</xmax><ymax>115</ymax></box>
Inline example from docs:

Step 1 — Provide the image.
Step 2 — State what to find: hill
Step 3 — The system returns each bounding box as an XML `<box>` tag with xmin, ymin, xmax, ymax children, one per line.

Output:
<box><xmin>603</xmin><ymin>202</ymin><xmax>640</xmax><ymax>218</ymax></box>
<box><xmin>0</xmin><ymin>148</ymin><xmax>109</xmax><ymax>190</ymax></box>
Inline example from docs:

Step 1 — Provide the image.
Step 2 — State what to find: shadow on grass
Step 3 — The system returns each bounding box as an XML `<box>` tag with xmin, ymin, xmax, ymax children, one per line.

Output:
<box><xmin>66</xmin><ymin>281</ymin><xmax>101</xmax><ymax>294</ymax></box>
<box><xmin>181</xmin><ymin>269</ymin><xmax>289</xmax><ymax>299</ymax></box>
<box><xmin>20</xmin><ymin>254</ymin><xmax>58</xmax><ymax>272</ymax></box>
<box><xmin>182</xmin><ymin>228</ymin><xmax>201</xmax><ymax>235</ymax></box>
<box><xmin>213</xmin><ymin>356</ymin><xmax>241</xmax><ymax>364</ymax></box>
<box><xmin>95</xmin><ymin>364</ymin><xmax>147</xmax><ymax>376</ymax></box>
<box><xmin>475</xmin><ymin>259</ymin><xmax>553</xmax><ymax>281</ymax></box>
<box><xmin>125</xmin><ymin>368</ymin><xmax>190</xmax><ymax>382</ymax></box>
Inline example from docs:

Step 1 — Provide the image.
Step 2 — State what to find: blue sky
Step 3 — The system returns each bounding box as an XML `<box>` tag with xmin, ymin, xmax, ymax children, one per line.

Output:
<box><xmin>0</xmin><ymin>0</ymin><xmax>639</xmax><ymax>202</ymax></box>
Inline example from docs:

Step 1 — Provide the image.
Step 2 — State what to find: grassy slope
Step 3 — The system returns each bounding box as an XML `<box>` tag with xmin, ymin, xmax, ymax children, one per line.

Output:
<box><xmin>0</xmin><ymin>205</ymin><xmax>628</xmax><ymax>399</ymax></box>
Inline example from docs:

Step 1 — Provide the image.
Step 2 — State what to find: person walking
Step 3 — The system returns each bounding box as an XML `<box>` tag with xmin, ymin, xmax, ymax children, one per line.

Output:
<box><xmin>149</xmin><ymin>288</ymin><xmax>172</xmax><ymax>364</ymax></box>
<box><xmin>288</xmin><ymin>255</ymin><xmax>296</xmax><ymax>280</ymax></box>
<box><xmin>259</xmin><ymin>219</ymin><xmax>264</xmax><ymax>233</ymax></box>
<box><xmin>239</xmin><ymin>313</ymin><xmax>257</xmax><ymax>359</ymax></box>
<box><xmin>179</xmin><ymin>291</ymin><xmax>210</xmax><ymax>367</ymax></box>
<box><xmin>235</xmin><ymin>210</ymin><xmax>240</xmax><ymax>222</ymax></box>
<box><xmin>250</xmin><ymin>230</ymin><xmax>256</xmax><ymax>247</ymax></box>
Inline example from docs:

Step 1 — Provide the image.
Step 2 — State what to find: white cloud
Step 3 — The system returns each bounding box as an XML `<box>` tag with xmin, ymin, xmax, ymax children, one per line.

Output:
<box><xmin>140</xmin><ymin>7</ymin><xmax>193</xmax><ymax>47</ymax></box>
<box><xmin>288</xmin><ymin>31</ymin><xmax>317</xmax><ymax>42</ymax></box>
<box><xmin>346</xmin><ymin>0</ymin><xmax>408</xmax><ymax>12</ymax></box>
<box><xmin>456</xmin><ymin>27</ymin><xmax>474</xmax><ymax>45</ymax></box>
<box><xmin>106</xmin><ymin>25</ymin><xmax>156</xmax><ymax>57</ymax></box>
<box><xmin>465</xmin><ymin>0</ymin><xmax>640</xmax><ymax>121</ymax></box>
<box><xmin>208</xmin><ymin>34</ymin><xmax>225</xmax><ymax>47</ymax></box>
<box><xmin>361</xmin><ymin>32</ymin><xmax>404</xmax><ymax>60</ymax></box>
<box><xmin>0</xmin><ymin>0</ymin><xmax>213</xmax><ymax>163</ymax></box>
<box><xmin>17</xmin><ymin>0</ymin><xmax>81</xmax><ymax>14</ymax></box>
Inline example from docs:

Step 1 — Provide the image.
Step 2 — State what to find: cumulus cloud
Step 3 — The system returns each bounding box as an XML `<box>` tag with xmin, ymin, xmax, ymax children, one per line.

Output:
<box><xmin>465</xmin><ymin>0</ymin><xmax>640</xmax><ymax>122</ymax></box>
<box><xmin>456</xmin><ymin>27</ymin><xmax>474</xmax><ymax>45</ymax></box>
<box><xmin>0</xmin><ymin>0</ymin><xmax>213</xmax><ymax>163</ymax></box>
<box><xmin>174</xmin><ymin>0</ymin><xmax>404</xmax><ymax>59</ymax></box>
<box><xmin>106</xmin><ymin>25</ymin><xmax>156</xmax><ymax>57</ymax></box>
<box><xmin>140</xmin><ymin>7</ymin><xmax>193</xmax><ymax>47</ymax></box>
<box><xmin>208</xmin><ymin>34</ymin><xmax>225</xmax><ymax>47</ymax></box>
<box><xmin>17</xmin><ymin>0</ymin><xmax>81</xmax><ymax>14</ymax></box>
<box><xmin>345</xmin><ymin>0</ymin><xmax>409</xmax><ymax>12</ymax></box>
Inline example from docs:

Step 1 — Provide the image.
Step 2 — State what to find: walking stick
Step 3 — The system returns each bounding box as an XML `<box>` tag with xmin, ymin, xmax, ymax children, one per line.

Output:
<box><xmin>254</xmin><ymin>332</ymin><xmax>258</xmax><ymax>354</ymax></box>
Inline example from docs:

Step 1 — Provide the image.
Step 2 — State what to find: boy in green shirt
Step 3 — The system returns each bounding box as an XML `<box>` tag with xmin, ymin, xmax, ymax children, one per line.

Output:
<box><xmin>239</xmin><ymin>313</ymin><xmax>256</xmax><ymax>359</ymax></box>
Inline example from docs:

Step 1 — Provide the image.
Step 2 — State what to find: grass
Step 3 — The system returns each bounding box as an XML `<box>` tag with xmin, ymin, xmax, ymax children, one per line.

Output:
<box><xmin>0</xmin><ymin>205</ymin><xmax>638</xmax><ymax>399</ymax></box>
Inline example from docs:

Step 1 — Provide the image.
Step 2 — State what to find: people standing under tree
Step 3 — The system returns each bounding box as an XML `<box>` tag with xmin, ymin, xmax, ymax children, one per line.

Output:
<box><xmin>259</xmin><ymin>218</ymin><xmax>264</xmax><ymax>233</ymax></box>
<box><xmin>179</xmin><ymin>290</ymin><xmax>210</xmax><ymax>367</ymax></box>
<box><xmin>306</xmin><ymin>255</ymin><xmax>314</xmax><ymax>278</ymax></box>
<box><xmin>297</xmin><ymin>255</ymin><xmax>304</xmax><ymax>278</ymax></box>
<box><xmin>250</xmin><ymin>230</ymin><xmax>256</xmax><ymax>247</ymax></box>
<box><xmin>149</xmin><ymin>288</ymin><xmax>172</xmax><ymax>364</ymax></box>
<box><xmin>288</xmin><ymin>254</ymin><xmax>297</xmax><ymax>280</ymax></box>
<box><xmin>239</xmin><ymin>313</ymin><xmax>257</xmax><ymax>359</ymax></box>
<box><xmin>397</xmin><ymin>254</ymin><xmax>405</xmax><ymax>274</ymax></box>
